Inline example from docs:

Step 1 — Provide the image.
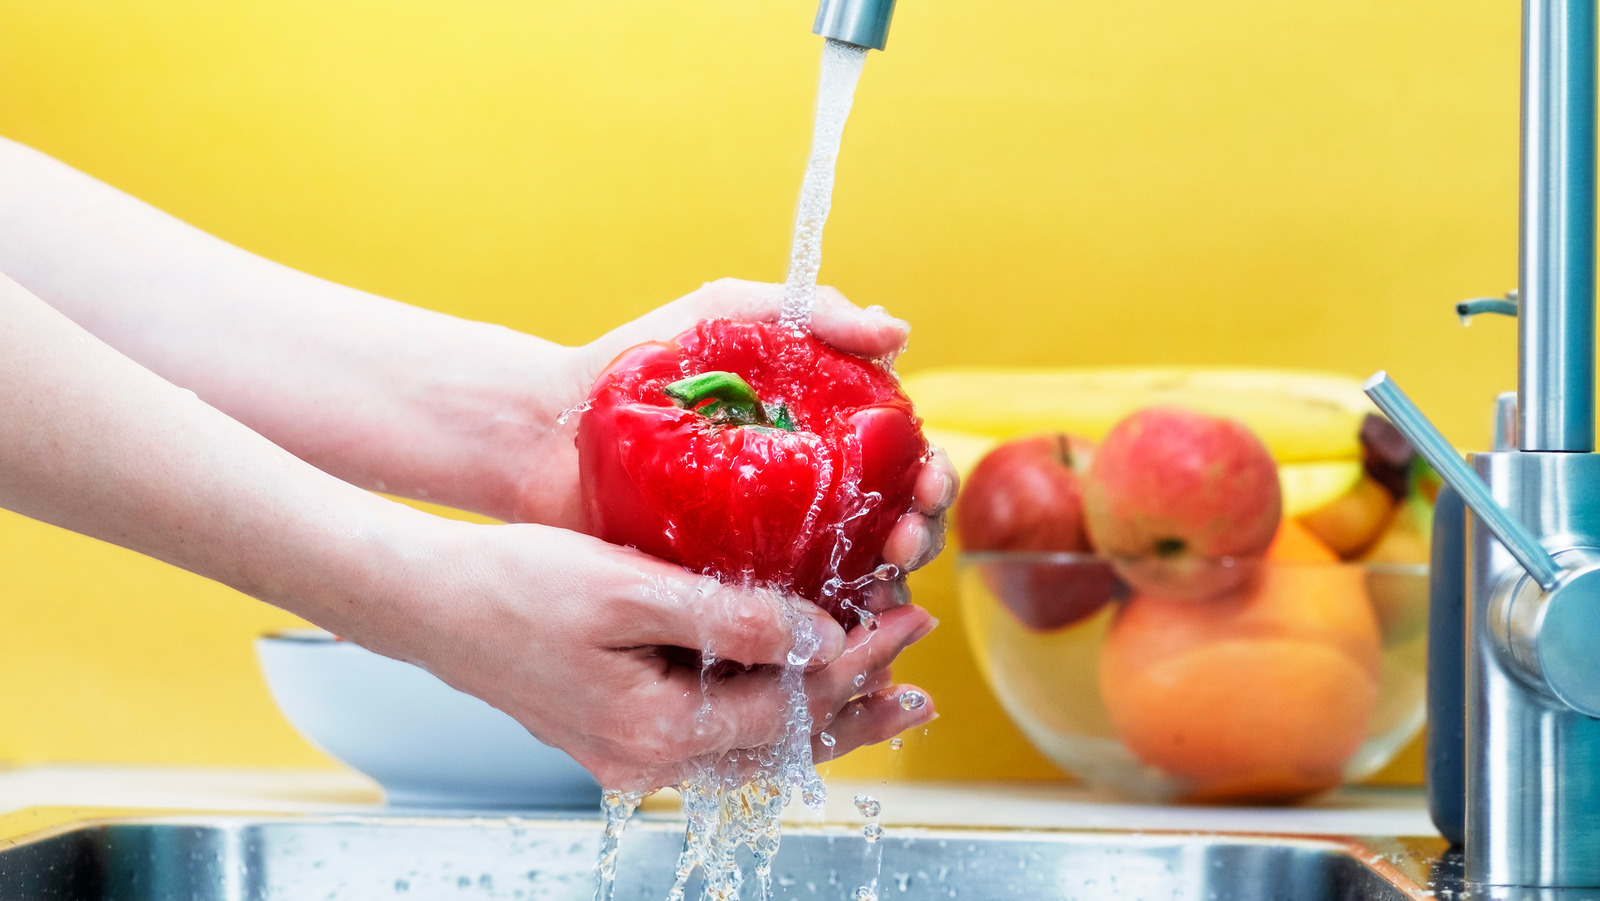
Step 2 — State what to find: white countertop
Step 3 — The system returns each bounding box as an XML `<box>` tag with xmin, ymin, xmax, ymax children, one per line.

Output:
<box><xmin>0</xmin><ymin>765</ymin><xmax>1439</xmax><ymax>838</ymax></box>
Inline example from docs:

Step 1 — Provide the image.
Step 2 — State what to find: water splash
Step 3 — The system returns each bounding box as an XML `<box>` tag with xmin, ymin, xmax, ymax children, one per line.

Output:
<box><xmin>594</xmin><ymin>789</ymin><xmax>645</xmax><ymax>901</ymax></box>
<box><xmin>780</xmin><ymin>39</ymin><xmax>871</xmax><ymax>328</ymax></box>
<box><xmin>591</xmin><ymin>38</ymin><xmax>900</xmax><ymax>897</ymax></box>
<box><xmin>854</xmin><ymin>793</ymin><xmax>885</xmax><ymax>901</ymax></box>
<box><xmin>557</xmin><ymin>399</ymin><xmax>595</xmax><ymax>426</ymax></box>
<box><xmin>661</xmin><ymin>610</ymin><xmax>828</xmax><ymax>901</ymax></box>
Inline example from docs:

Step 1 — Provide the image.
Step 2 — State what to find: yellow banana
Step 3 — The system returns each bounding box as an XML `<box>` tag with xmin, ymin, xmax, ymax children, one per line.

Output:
<box><xmin>905</xmin><ymin>367</ymin><xmax>1375</xmax><ymax>464</ymax></box>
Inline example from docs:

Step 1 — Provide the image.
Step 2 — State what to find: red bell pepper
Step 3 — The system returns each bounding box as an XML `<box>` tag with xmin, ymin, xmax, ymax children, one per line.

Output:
<box><xmin>577</xmin><ymin>319</ymin><xmax>926</xmax><ymax>625</ymax></box>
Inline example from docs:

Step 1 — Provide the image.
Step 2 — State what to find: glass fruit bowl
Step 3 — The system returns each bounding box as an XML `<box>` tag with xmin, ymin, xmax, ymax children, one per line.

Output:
<box><xmin>958</xmin><ymin>551</ymin><xmax>1428</xmax><ymax>804</ymax></box>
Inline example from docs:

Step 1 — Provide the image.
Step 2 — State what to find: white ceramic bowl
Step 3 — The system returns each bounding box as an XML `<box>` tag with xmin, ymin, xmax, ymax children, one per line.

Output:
<box><xmin>257</xmin><ymin>630</ymin><xmax>601</xmax><ymax>809</ymax></box>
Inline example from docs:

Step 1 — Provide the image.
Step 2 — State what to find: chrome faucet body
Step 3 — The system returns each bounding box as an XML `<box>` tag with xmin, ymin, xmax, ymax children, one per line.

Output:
<box><xmin>1466</xmin><ymin>2</ymin><xmax>1600</xmax><ymax>887</ymax></box>
<box><xmin>1465</xmin><ymin>453</ymin><xmax>1600</xmax><ymax>888</ymax></box>
<box><xmin>1365</xmin><ymin>1</ymin><xmax>1600</xmax><ymax>892</ymax></box>
<box><xmin>1516</xmin><ymin>0</ymin><xmax>1595</xmax><ymax>453</ymax></box>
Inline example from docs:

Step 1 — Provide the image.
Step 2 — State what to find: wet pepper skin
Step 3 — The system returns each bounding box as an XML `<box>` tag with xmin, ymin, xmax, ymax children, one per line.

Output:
<box><xmin>578</xmin><ymin>319</ymin><xmax>926</xmax><ymax>624</ymax></box>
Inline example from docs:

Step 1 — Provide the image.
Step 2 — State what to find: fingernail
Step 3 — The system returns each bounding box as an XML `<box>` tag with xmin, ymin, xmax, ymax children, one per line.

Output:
<box><xmin>894</xmin><ymin>687</ymin><xmax>932</xmax><ymax>713</ymax></box>
<box><xmin>883</xmin><ymin>578</ymin><xmax>912</xmax><ymax>609</ymax></box>
<box><xmin>911</xmin><ymin>529</ymin><xmax>933</xmax><ymax>568</ymax></box>
<box><xmin>936</xmin><ymin>469</ymin><xmax>959</xmax><ymax>511</ymax></box>
<box><xmin>902</xmin><ymin>617</ymin><xmax>938</xmax><ymax>648</ymax></box>
<box><xmin>865</xmin><ymin>304</ymin><xmax>910</xmax><ymax>332</ymax></box>
<box><xmin>910</xmin><ymin>527</ymin><xmax>945</xmax><ymax>571</ymax></box>
<box><xmin>807</xmin><ymin>611</ymin><xmax>847</xmax><ymax>665</ymax></box>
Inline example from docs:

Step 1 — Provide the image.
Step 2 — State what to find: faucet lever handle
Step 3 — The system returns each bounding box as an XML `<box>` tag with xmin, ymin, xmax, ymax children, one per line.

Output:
<box><xmin>1364</xmin><ymin>372</ymin><xmax>1564</xmax><ymax>590</ymax></box>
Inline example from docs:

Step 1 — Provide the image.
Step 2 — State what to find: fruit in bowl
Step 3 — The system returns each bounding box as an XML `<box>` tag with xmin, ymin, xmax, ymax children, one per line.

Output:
<box><xmin>1083</xmin><ymin>406</ymin><xmax>1282</xmax><ymax>601</ymax></box>
<box><xmin>957</xmin><ymin>550</ymin><xmax>1423</xmax><ymax>804</ymax></box>
<box><xmin>1098</xmin><ymin>551</ymin><xmax>1383</xmax><ymax>802</ymax></box>
<box><xmin>943</xmin><ymin>376</ymin><xmax>1431</xmax><ymax>804</ymax></box>
<box><xmin>955</xmin><ymin>433</ymin><xmax>1119</xmax><ymax>630</ymax></box>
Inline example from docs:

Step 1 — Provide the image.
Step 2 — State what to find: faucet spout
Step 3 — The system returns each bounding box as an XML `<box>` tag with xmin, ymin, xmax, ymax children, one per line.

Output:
<box><xmin>814</xmin><ymin>0</ymin><xmax>897</xmax><ymax>51</ymax></box>
<box><xmin>1518</xmin><ymin>0</ymin><xmax>1597</xmax><ymax>451</ymax></box>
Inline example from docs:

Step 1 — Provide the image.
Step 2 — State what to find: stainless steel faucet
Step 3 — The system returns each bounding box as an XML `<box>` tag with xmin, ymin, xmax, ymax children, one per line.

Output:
<box><xmin>1364</xmin><ymin>0</ymin><xmax>1600</xmax><ymax>893</ymax></box>
<box><xmin>813</xmin><ymin>0</ymin><xmax>896</xmax><ymax>51</ymax></box>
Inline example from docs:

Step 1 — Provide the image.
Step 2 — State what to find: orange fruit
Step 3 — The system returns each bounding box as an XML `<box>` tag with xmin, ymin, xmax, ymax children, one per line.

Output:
<box><xmin>1098</xmin><ymin>562</ymin><xmax>1381</xmax><ymax>802</ymax></box>
<box><xmin>1266</xmin><ymin>518</ymin><xmax>1341</xmax><ymax>563</ymax></box>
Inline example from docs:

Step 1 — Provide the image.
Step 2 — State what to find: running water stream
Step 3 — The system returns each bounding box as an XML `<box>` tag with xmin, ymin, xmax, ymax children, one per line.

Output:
<box><xmin>595</xmin><ymin>790</ymin><xmax>646</xmax><ymax>901</ymax></box>
<box><xmin>780</xmin><ymin>39</ymin><xmax>870</xmax><ymax>327</ymax></box>
<box><xmin>594</xmin><ymin>36</ymin><xmax>878</xmax><ymax>901</ymax></box>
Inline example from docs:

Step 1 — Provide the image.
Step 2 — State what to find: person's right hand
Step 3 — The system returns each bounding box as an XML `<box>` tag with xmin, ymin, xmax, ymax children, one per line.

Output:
<box><xmin>347</xmin><ymin>517</ymin><xmax>938</xmax><ymax>792</ymax></box>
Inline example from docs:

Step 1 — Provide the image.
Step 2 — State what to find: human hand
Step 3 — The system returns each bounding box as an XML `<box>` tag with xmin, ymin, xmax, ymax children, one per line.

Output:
<box><xmin>519</xmin><ymin>278</ymin><xmax>958</xmax><ymax>595</ymax></box>
<box><xmin>362</xmin><ymin>518</ymin><xmax>937</xmax><ymax>791</ymax></box>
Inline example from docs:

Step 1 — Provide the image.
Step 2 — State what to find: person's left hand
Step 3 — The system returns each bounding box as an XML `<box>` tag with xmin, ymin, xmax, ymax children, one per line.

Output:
<box><xmin>514</xmin><ymin>278</ymin><xmax>957</xmax><ymax>591</ymax></box>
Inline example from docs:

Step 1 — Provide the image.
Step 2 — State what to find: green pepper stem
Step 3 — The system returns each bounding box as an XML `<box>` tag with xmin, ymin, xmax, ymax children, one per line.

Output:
<box><xmin>665</xmin><ymin>371</ymin><xmax>774</xmax><ymax>427</ymax></box>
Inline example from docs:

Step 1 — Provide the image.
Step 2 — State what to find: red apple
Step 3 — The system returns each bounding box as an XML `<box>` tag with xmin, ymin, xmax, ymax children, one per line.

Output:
<box><xmin>957</xmin><ymin>434</ymin><xmax>1097</xmax><ymax>552</ymax></box>
<box><xmin>1083</xmin><ymin>407</ymin><xmax>1281</xmax><ymax>601</ymax></box>
<box><xmin>956</xmin><ymin>434</ymin><xmax>1119</xmax><ymax>630</ymax></box>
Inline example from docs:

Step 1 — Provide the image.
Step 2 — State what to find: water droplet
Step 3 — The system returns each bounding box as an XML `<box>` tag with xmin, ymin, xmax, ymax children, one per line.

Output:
<box><xmin>889</xmin><ymin>738</ymin><xmax>904</xmax><ymax>751</ymax></box>
<box><xmin>393</xmin><ymin>878</ymin><xmax>410</xmax><ymax>893</ymax></box>
<box><xmin>820</xmin><ymin>731</ymin><xmax>836</xmax><ymax>747</ymax></box>
<box><xmin>854</xmin><ymin>673</ymin><xmax>867</xmax><ymax>689</ymax></box>
<box><xmin>788</xmin><ymin>649</ymin><xmax>811</xmax><ymax>667</ymax></box>
<box><xmin>899</xmin><ymin>690</ymin><xmax>927</xmax><ymax>711</ymax></box>
<box><xmin>855</xmin><ymin>886</ymin><xmax>880</xmax><ymax>901</ymax></box>
<box><xmin>555</xmin><ymin>399</ymin><xmax>594</xmax><ymax>425</ymax></box>
<box><xmin>854</xmin><ymin>794</ymin><xmax>881</xmax><ymax>818</ymax></box>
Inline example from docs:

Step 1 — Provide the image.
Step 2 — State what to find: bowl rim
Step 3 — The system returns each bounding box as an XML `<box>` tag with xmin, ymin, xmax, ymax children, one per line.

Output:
<box><xmin>955</xmin><ymin>549</ymin><xmax>1428</xmax><ymax>575</ymax></box>
<box><xmin>260</xmin><ymin>628</ymin><xmax>340</xmax><ymax>643</ymax></box>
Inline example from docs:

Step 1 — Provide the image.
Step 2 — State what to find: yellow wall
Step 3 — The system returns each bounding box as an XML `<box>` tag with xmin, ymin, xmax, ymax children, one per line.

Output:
<box><xmin>0</xmin><ymin>1</ymin><xmax>1521</xmax><ymax>781</ymax></box>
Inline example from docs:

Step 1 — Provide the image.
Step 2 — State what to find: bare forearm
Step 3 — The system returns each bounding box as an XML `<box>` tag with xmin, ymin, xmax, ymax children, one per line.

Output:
<box><xmin>0</xmin><ymin>136</ymin><xmax>579</xmax><ymax>522</ymax></box>
<box><xmin>0</xmin><ymin>272</ymin><xmax>440</xmax><ymax>649</ymax></box>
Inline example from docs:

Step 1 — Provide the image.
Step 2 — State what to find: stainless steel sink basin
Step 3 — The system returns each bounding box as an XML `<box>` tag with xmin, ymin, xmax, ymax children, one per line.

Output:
<box><xmin>0</xmin><ymin>812</ymin><xmax>1454</xmax><ymax>900</ymax></box>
